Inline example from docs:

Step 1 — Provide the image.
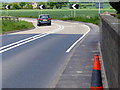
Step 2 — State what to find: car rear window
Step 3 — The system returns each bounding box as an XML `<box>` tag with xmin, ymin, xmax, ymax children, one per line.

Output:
<box><xmin>39</xmin><ymin>15</ymin><xmax>50</xmax><ymax>18</ymax></box>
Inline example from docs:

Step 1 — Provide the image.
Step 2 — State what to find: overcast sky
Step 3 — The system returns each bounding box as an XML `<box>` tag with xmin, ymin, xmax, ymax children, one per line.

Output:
<box><xmin>1</xmin><ymin>0</ymin><xmax>47</xmax><ymax>2</ymax></box>
<box><xmin>0</xmin><ymin>0</ymin><xmax>114</xmax><ymax>2</ymax></box>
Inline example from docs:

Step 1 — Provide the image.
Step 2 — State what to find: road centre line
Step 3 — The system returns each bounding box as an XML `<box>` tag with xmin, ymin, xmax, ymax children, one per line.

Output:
<box><xmin>0</xmin><ymin>34</ymin><xmax>49</xmax><ymax>53</ymax></box>
<box><xmin>66</xmin><ymin>25</ymin><xmax>91</xmax><ymax>53</ymax></box>
<box><xmin>0</xmin><ymin>33</ymin><xmax>44</xmax><ymax>50</ymax></box>
<box><xmin>0</xmin><ymin>23</ymin><xmax>64</xmax><ymax>53</ymax></box>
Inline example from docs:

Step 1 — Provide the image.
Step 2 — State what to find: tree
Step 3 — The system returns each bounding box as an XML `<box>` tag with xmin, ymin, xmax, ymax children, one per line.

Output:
<box><xmin>47</xmin><ymin>2</ymin><xmax>57</xmax><ymax>9</ymax></box>
<box><xmin>37</xmin><ymin>2</ymin><xmax>47</xmax><ymax>5</ymax></box>
<box><xmin>47</xmin><ymin>0</ymin><xmax>69</xmax><ymax>9</ymax></box>
<box><xmin>19</xmin><ymin>2</ymin><xmax>26</xmax><ymax>8</ymax></box>
<box><xmin>12</xmin><ymin>3</ymin><xmax>21</xmax><ymax>9</ymax></box>
<box><xmin>47</xmin><ymin>0</ymin><xmax>68</xmax><ymax>9</ymax></box>
<box><xmin>48</xmin><ymin>0</ymin><xmax>68</xmax><ymax>2</ymax></box>
<box><xmin>25</xmin><ymin>4</ymin><xmax>33</xmax><ymax>9</ymax></box>
<box><xmin>109</xmin><ymin>1</ymin><xmax>120</xmax><ymax>14</ymax></box>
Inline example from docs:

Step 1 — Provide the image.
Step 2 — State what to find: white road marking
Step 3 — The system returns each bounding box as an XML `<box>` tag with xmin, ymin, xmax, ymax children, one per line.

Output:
<box><xmin>0</xmin><ymin>34</ymin><xmax>48</xmax><ymax>53</ymax></box>
<box><xmin>66</xmin><ymin>25</ymin><xmax>91</xmax><ymax>53</ymax></box>
<box><xmin>0</xmin><ymin>33</ymin><xmax>44</xmax><ymax>50</ymax></box>
<box><xmin>65</xmin><ymin>26</ymin><xmax>75</xmax><ymax>27</ymax></box>
<box><xmin>56</xmin><ymin>20</ymin><xmax>79</xmax><ymax>24</ymax></box>
<box><xmin>0</xmin><ymin>24</ymin><xmax>64</xmax><ymax>53</ymax></box>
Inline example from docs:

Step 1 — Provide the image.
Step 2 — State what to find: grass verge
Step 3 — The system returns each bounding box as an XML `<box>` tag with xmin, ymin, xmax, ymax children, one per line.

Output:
<box><xmin>117</xmin><ymin>14</ymin><xmax>120</xmax><ymax>19</ymax></box>
<box><xmin>1</xmin><ymin>20</ymin><xmax>34</xmax><ymax>34</ymax></box>
<box><xmin>58</xmin><ymin>16</ymin><xmax>99</xmax><ymax>25</ymax></box>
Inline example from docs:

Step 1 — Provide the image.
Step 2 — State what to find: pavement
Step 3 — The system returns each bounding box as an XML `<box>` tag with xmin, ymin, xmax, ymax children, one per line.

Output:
<box><xmin>1</xmin><ymin>18</ymin><xmax>107</xmax><ymax>89</ymax></box>
<box><xmin>55</xmin><ymin>22</ymin><xmax>101</xmax><ymax>88</ymax></box>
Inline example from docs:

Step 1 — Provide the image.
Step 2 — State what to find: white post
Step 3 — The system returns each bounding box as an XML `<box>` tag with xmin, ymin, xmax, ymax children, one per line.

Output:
<box><xmin>0</xmin><ymin>53</ymin><xmax>1</xmax><ymax>90</ymax></box>
<box><xmin>6</xmin><ymin>8</ymin><xmax>8</xmax><ymax>16</ymax></box>
<box><xmin>98</xmin><ymin>1</ymin><xmax>101</xmax><ymax>14</ymax></box>
<box><xmin>38</xmin><ymin>9</ymin><xmax>39</xmax><ymax>15</ymax></box>
<box><xmin>71</xmin><ymin>10</ymin><xmax>73</xmax><ymax>17</ymax></box>
<box><xmin>41</xmin><ymin>9</ymin><xmax>42</xmax><ymax>14</ymax></box>
<box><xmin>7</xmin><ymin>2</ymin><xmax>9</xmax><ymax>16</ymax></box>
<box><xmin>74</xmin><ymin>10</ymin><xmax>76</xmax><ymax>17</ymax></box>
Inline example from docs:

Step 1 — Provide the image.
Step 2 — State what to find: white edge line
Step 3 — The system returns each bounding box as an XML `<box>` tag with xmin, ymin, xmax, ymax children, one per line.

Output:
<box><xmin>66</xmin><ymin>24</ymin><xmax>91</xmax><ymax>53</ymax></box>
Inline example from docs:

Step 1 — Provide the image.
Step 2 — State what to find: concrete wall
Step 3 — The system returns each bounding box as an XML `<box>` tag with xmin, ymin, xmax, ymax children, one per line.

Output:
<box><xmin>100</xmin><ymin>15</ymin><xmax>120</xmax><ymax>88</ymax></box>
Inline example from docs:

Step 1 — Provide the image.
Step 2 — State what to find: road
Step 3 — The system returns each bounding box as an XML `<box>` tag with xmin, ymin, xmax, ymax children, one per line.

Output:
<box><xmin>1</xmin><ymin>18</ymin><xmax>90</xmax><ymax>88</ymax></box>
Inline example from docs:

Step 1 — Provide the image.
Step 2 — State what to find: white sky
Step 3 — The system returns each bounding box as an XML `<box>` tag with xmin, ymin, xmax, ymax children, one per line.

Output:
<box><xmin>1</xmin><ymin>0</ymin><xmax>120</xmax><ymax>2</ymax></box>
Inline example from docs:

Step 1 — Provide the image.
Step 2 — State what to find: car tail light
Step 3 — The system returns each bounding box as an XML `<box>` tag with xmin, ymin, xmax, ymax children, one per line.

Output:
<box><xmin>38</xmin><ymin>19</ymin><xmax>43</xmax><ymax>21</ymax></box>
<box><xmin>48</xmin><ymin>18</ymin><xmax>51</xmax><ymax>20</ymax></box>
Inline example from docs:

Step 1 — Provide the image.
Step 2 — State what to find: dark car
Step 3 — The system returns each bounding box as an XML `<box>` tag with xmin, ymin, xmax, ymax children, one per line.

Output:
<box><xmin>37</xmin><ymin>14</ymin><xmax>51</xmax><ymax>26</ymax></box>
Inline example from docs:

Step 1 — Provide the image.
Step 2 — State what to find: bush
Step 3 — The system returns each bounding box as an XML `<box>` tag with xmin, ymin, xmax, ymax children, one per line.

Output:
<box><xmin>19</xmin><ymin>2</ymin><xmax>26</xmax><ymax>8</ymax></box>
<box><xmin>12</xmin><ymin>3</ymin><xmax>21</xmax><ymax>9</ymax></box>
<box><xmin>24</xmin><ymin>4</ymin><xmax>33</xmax><ymax>9</ymax></box>
<box><xmin>117</xmin><ymin>14</ymin><xmax>120</xmax><ymax>19</ymax></box>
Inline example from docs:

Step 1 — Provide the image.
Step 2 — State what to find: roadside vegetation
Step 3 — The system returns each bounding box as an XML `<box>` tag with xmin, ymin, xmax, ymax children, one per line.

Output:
<box><xmin>1</xmin><ymin>20</ymin><xmax>34</xmax><ymax>34</ymax></box>
<box><xmin>60</xmin><ymin>16</ymin><xmax>99</xmax><ymax>25</ymax></box>
<box><xmin>117</xmin><ymin>14</ymin><xmax>120</xmax><ymax>19</ymax></box>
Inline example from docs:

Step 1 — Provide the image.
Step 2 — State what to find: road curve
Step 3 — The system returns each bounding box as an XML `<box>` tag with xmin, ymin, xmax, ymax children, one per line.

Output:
<box><xmin>1</xmin><ymin>18</ymin><xmax>90</xmax><ymax>88</ymax></box>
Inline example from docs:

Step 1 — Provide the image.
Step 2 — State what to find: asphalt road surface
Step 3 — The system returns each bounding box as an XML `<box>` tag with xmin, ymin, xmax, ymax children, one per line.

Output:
<box><xmin>1</xmin><ymin>18</ymin><xmax>90</xmax><ymax>88</ymax></box>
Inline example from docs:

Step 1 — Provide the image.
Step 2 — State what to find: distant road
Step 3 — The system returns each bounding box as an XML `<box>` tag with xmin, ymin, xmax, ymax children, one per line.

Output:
<box><xmin>1</xmin><ymin>18</ymin><xmax>90</xmax><ymax>88</ymax></box>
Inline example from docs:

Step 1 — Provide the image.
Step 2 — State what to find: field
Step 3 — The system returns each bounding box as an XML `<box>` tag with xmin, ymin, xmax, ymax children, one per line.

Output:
<box><xmin>1</xmin><ymin>9</ymin><xmax>116</xmax><ymax>25</ymax></box>
<box><xmin>2</xmin><ymin>9</ymin><xmax>116</xmax><ymax>19</ymax></box>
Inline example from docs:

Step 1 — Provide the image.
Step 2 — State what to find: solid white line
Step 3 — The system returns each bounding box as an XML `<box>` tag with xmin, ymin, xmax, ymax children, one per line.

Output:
<box><xmin>0</xmin><ymin>34</ymin><xmax>48</xmax><ymax>53</ymax></box>
<box><xmin>66</xmin><ymin>25</ymin><xmax>91</xmax><ymax>53</ymax></box>
<box><xmin>0</xmin><ymin>23</ymin><xmax>62</xmax><ymax>51</ymax></box>
<box><xmin>57</xmin><ymin>20</ymin><xmax>79</xmax><ymax>24</ymax></box>
<box><xmin>0</xmin><ymin>33</ymin><xmax>44</xmax><ymax>50</ymax></box>
<box><xmin>0</xmin><ymin>24</ymin><xmax>64</xmax><ymax>53</ymax></box>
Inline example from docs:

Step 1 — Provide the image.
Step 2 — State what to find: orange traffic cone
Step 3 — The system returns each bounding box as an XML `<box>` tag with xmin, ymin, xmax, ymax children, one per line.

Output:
<box><xmin>93</xmin><ymin>54</ymin><xmax>99</xmax><ymax>62</ymax></box>
<box><xmin>90</xmin><ymin>55</ymin><xmax>103</xmax><ymax>90</ymax></box>
<box><xmin>92</xmin><ymin>55</ymin><xmax>101</xmax><ymax>70</ymax></box>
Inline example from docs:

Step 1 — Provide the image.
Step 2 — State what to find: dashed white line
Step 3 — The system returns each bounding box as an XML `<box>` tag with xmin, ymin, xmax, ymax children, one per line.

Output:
<box><xmin>66</xmin><ymin>25</ymin><xmax>91</xmax><ymax>53</ymax></box>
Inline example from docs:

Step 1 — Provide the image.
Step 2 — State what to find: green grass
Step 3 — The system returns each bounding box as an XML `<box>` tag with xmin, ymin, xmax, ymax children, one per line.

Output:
<box><xmin>60</xmin><ymin>16</ymin><xmax>99</xmax><ymax>25</ymax></box>
<box><xmin>79</xmin><ymin>2</ymin><xmax>112</xmax><ymax>9</ymax></box>
<box><xmin>1</xmin><ymin>20</ymin><xmax>34</xmax><ymax>34</ymax></box>
<box><xmin>1</xmin><ymin>9</ymin><xmax>116</xmax><ymax>25</ymax></box>
<box><xmin>1</xmin><ymin>9</ymin><xmax>115</xmax><ymax>18</ymax></box>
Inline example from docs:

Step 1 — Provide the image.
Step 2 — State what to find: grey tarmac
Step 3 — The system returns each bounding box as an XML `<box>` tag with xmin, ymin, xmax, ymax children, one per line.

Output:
<box><xmin>1</xmin><ymin>18</ymin><xmax>105</xmax><ymax>88</ymax></box>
